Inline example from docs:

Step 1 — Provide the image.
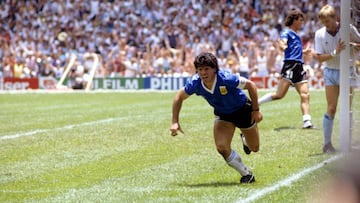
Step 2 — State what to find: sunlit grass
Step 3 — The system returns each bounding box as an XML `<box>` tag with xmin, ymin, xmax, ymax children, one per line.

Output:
<box><xmin>0</xmin><ymin>90</ymin><xmax>355</xmax><ymax>202</ymax></box>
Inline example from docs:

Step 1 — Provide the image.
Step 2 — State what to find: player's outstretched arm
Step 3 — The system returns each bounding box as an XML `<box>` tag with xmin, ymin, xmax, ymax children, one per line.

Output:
<box><xmin>244</xmin><ymin>80</ymin><xmax>263</xmax><ymax>123</ymax></box>
<box><xmin>170</xmin><ymin>88</ymin><xmax>189</xmax><ymax>136</ymax></box>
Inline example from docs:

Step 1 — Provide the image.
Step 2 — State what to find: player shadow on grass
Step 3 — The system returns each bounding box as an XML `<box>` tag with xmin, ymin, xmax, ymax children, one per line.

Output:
<box><xmin>309</xmin><ymin>145</ymin><xmax>360</xmax><ymax>157</ymax></box>
<box><xmin>273</xmin><ymin>126</ymin><xmax>297</xmax><ymax>131</ymax></box>
<box><xmin>273</xmin><ymin>126</ymin><xmax>320</xmax><ymax>131</ymax></box>
<box><xmin>178</xmin><ymin>182</ymin><xmax>243</xmax><ymax>188</ymax></box>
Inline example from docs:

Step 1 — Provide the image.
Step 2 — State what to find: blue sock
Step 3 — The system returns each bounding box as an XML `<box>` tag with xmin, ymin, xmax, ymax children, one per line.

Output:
<box><xmin>323</xmin><ymin>113</ymin><xmax>334</xmax><ymax>145</ymax></box>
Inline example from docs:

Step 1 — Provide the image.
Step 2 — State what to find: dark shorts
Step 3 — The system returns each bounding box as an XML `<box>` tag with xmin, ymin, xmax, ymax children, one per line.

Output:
<box><xmin>214</xmin><ymin>99</ymin><xmax>255</xmax><ymax>129</ymax></box>
<box><xmin>239</xmin><ymin>71</ymin><xmax>249</xmax><ymax>79</ymax></box>
<box><xmin>281</xmin><ymin>60</ymin><xmax>307</xmax><ymax>85</ymax></box>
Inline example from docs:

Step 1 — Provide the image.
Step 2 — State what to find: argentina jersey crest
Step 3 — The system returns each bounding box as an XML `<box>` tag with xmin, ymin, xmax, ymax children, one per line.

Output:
<box><xmin>219</xmin><ymin>86</ymin><xmax>228</xmax><ymax>95</ymax></box>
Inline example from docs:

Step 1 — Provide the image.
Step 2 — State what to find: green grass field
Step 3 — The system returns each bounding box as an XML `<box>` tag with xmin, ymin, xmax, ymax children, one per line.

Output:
<box><xmin>0</xmin><ymin>90</ymin><xmax>358</xmax><ymax>203</ymax></box>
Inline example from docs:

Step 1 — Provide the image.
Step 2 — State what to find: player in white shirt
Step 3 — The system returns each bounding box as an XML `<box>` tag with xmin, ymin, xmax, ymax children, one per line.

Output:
<box><xmin>314</xmin><ymin>4</ymin><xmax>360</xmax><ymax>153</ymax></box>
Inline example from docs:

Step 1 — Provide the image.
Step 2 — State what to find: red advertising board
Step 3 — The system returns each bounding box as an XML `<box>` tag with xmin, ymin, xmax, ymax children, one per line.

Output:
<box><xmin>0</xmin><ymin>76</ymin><xmax>326</xmax><ymax>91</ymax></box>
<box><xmin>250</xmin><ymin>76</ymin><xmax>324</xmax><ymax>89</ymax></box>
<box><xmin>1</xmin><ymin>78</ymin><xmax>39</xmax><ymax>90</ymax></box>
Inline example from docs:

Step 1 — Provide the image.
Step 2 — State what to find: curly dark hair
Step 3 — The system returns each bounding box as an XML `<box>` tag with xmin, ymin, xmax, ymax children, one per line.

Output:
<box><xmin>285</xmin><ymin>9</ymin><xmax>304</xmax><ymax>27</ymax></box>
<box><xmin>193</xmin><ymin>52</ymin><xmax>219</xmax><ymax>72</ymax></box>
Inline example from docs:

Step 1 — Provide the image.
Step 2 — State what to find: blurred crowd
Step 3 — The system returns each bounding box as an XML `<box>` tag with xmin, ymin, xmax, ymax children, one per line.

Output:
<box><xmin>0</xmin><ymin>0</ymin><xmax>357</xmax><ymax>87</ymax></box>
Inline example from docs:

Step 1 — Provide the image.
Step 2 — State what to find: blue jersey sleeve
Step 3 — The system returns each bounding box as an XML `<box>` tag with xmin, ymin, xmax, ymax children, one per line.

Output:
<box><xmin>184</xmin><ymin>74</ymin><xmax>200</xmax><ymax>95</ymax></box>
<box><xmin>223</xmin><ymin>71</ymin><xmax>240</xmax><ymax>88</ymax></box>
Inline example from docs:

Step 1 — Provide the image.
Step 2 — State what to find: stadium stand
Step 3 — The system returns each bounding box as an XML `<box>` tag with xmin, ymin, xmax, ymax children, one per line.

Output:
<box><xmin>0</xmin><ymin>0</ymin><xmax>352</xmax><ymax>90</ymax></box>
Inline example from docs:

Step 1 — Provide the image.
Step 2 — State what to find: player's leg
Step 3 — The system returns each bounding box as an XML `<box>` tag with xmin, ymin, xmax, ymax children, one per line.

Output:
<box><xmin>323</xmin><ymin>85</ymin><xmax>339</xmax><ymax>153</ymax></box>
<box><xmin>213</xmin><ymin>119</ymin><xmax>254</xmax><ymax>183</ymax></box>
<box><xmin>214</xmin><ymin>119</ymin><xmax>236</xmax><ymax>158</ymax></box>
<box><xmin>238</xmin><ymin>99</ymin><xmax>260</xmax><ymax>155</ymax></box>
<box><xmin>295</xmin><ymin>81</ymin><xmax>313</xmax><ymax>128</ymax></box>
<box><xmin>259</xmin><ymin>61</ymin><xmax>294</xmax><ymax>104</ymax></box>
<box><xmin>259</xmin><ymin>78</ymin><xmax>291</xmax><ymax>104</ymax></box>
<box><xmin>240</xmin><ymin>123</ymin><xmax>260</xmax><ymax>153</ymax></box>
<box><xmin>240</xmin><ymin>133</ymin><xmax>252</xmax><ymax>155</ymax></box>
<box><xmin>295</xmin><ymin>81</ymin><xmax>310</xmax><ymax>115</ymax></box>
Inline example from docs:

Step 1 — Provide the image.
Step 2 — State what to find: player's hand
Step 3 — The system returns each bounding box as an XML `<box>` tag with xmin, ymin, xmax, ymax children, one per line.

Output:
<box><xmin>170</xmin><ymin>123</ymin><xmax>184</xmax><ymax>136</ymax></box>
<box><xmin>336</xmin><ymin>38</ymin><xmax>346</xmax><ymax>54</ymax></box>
<box><xmin>277</xmin><ymin>39</ymin><xmax>287</xmax><ymax>51</ymax></box>
<box><xmin>252</xmin><ymin>111</ymin><xmax>263</xmax><ymax>123</ymax></box>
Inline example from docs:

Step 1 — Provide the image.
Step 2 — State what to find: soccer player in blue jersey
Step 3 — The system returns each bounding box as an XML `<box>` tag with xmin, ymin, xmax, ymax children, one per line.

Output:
<box><xmin>258</xmin><ymin>9</ymin><xmax>314</xmax><ymax>129</ymax></box>
<box><xmin>170</xmin><ymin>52</ymin><xmax>262</xmax><ymax>183</ymax></box>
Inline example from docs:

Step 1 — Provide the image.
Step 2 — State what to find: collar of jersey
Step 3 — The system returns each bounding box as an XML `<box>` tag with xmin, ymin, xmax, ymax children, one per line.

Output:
<box><xmin>201</xmin><ymin>76</ymin><xmax>217</xmax><ymax>94</ymax></box>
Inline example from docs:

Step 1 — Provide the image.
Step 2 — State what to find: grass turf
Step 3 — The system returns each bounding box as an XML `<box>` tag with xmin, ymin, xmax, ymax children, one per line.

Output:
<box><xmin>0</xmin><ymin>90</ymin><xmax>357</xmax><ymax>203</ymax></box>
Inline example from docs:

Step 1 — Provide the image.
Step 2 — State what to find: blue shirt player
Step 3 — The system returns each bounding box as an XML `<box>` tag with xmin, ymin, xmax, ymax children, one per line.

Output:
<box><xmin>258</xmin><ymin>9</ymin><xmax>314</xmax><ymax>129</ymax></box>
<box><xmin>170</xmin><ymin>52</ymin><xmax>263</xmax><ymax>184</ymax></box>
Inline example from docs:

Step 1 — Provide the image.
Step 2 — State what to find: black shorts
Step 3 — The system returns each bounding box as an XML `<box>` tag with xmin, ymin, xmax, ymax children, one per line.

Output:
<box><xmin>281</xmin><ymin>60</ymin><xmax>307</xmax><ymax>85</ymax></box>
<box><xmin>214</xmin><ymin>99</ymin><xmax>255</xmax><ymax>129</ymax></box>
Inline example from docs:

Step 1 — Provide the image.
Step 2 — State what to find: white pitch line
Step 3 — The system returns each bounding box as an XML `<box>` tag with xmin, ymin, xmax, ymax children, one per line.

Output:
<box><xmin>0</xmin><ymin>118</ymin><xmax>118</xmax><ymax>140</ymax></box>
<box><xmin>1</xmin><ymin>111</ymin><xmax>164</xmax><ymax>141</ymax></box>
<box><xmin>236</xmin><ymin>155</ymin><xmax>342</xmax><ymax>203</ymax></box>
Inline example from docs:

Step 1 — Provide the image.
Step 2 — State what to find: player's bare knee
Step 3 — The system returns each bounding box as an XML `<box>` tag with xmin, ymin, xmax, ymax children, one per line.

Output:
<box><xmin>301</xmin><ymin>92</ymin><xmax>310</xmax><ymax>100</ymax></box>
<box><xmin>327</xmin><ymin>106</ymin><xmax>336</xmax><ymax>116</ymax></box>
<box><xmin>273</xmin><ymin>94</ymin><xmax>284</xmax><ymax>100</ymax></box>
<box><xmin>216</xmin><ymin>145</ymin><xmax>230</xmax><ymax>158</ymax></box>
<box><xmin>250</xmin><ymin>145</ymin><xmax>259</xmax><ymax>152</ymax></box>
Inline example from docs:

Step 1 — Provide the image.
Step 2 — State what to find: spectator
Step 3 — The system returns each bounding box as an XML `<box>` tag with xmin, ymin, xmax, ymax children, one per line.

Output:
<box><xmin>233</xmin><ymin>41</ymin><xmax>251</xmax><ymax>79</ymax></box>
<box><xmin>252</xmin><ymin>47</ymin><xmax>268</xmax><ymax>77</ymax></box>
<box><xmin>0</xmin><ymin>0</ymin><xmax>345</xmax><ymax>79</ymax></box>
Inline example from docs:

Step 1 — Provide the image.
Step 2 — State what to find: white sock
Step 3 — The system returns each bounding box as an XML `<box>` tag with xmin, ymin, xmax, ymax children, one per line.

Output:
<box><xmin>226</xmin><ymin>150</ymin><xmax>251</xmax><ymax>176</ymax></box>
<box><xmin>258</xmin><ymin>93</ymin><xmax>273</xmax><ymax>105</ymax></box>
<box><xmin>241</xmin><ymin>135</ymin><xmax>248</xmax><ymax>147</ymax></box>
<box><xmin>303</xmin><ymin>114</ymin><xmax>311</xmax><ymax>122</ymax></box>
